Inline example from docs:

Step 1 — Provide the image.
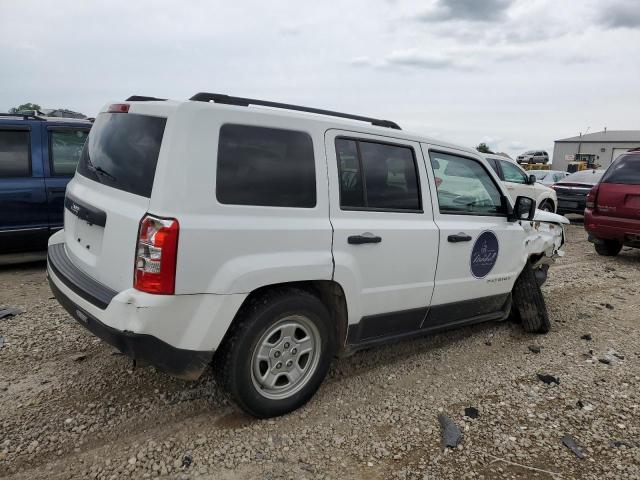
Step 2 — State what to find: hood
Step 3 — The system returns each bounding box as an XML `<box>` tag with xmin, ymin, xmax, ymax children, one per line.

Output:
<box><xmin>533</xmin><ymin>209</ymin><xmax>570</xmax><ymax>224</ymax></box>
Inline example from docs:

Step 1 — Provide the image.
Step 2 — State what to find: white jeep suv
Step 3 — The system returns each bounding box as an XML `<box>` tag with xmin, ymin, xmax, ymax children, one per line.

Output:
<box><xmin>485</xmin><ymin>155</ymin><xmax>558</xmax><ymax>212</ymax></box>
<box><xmin>48</xmin><ymin>93</ymin><xmax>568</xmax><ymax>417</ymax></box>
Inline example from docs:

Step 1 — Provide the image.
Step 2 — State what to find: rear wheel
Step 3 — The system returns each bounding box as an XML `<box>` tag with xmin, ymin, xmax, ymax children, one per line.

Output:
<box><xmin>216</xmin><ymin>288</ymin><xmax>336</xmax><ymax>418</ymax></box>
<box><xmin>512</xmin><ymin>262</ymin><xmax>550</xmax><ymax>334</ymax></box>
<box><xmin>594</xmin><ymin>239</ymin><xmax>622</xmax><ymax>257</ymax></box>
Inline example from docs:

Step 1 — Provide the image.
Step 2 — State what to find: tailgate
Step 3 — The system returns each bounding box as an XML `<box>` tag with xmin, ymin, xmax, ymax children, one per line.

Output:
<box><xmin>597</xmin><ymin>183</ymin><xmax>640</xmax><ymax>220</ymax></box>
<box><xmin>64</xmin><ymin>177</ymin><xmax>149</xmax><ymax>291</ymax></box>
<box><xmin>61</xmin><ymin>107</ymin><xmax>169</xmax><ymax>292</ymax></box>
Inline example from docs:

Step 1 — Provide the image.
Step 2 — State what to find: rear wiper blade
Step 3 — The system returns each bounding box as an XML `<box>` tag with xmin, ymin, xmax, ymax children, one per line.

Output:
<box><xmin>87</xmin><ymin>163</ymin><xmax>116</xmax><ymax>181</ymax></box>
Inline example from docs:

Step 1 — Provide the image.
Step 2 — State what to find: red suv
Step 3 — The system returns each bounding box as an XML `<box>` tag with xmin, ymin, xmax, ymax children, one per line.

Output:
<box><xmin>585</xmin><ymin>151</ymin><xmax>640</xmax><ymax>256</ymax></box>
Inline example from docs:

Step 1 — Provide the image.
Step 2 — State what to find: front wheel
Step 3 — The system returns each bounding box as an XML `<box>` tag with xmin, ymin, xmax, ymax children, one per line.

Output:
<box><xmin>594</xmin><ymin>239</ymin><xmax>622</xmax><ymax>257</ymax></box>
<box><xmin>539</xmin><ymin>200</ymin><xmax>554</xmax><ymax>212</ymax></box>
<box><xmin>216</xmin><ymin>288</ymin><xmax>336</xmax><ymax>418</ymax></box>
<box><xmin>512</xmin><ymin>262</ymin><xmax>550</xmax><ymax>333</ymax></box>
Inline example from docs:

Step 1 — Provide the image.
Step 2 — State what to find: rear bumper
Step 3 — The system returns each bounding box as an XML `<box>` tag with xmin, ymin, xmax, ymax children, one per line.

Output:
<box><xmin>585</xmin><ymin>210</ymin><xmax>640</xmax><ymax>243</ymax></box>
<box><xmin>49</xmin><ymin>276</ymin><xmax>211</xmax><ymax>379</ymax></box>
<box><xmin>46</xmin><ymin>236</ymin><xmax>247</xmax><ymax>379</ymax></box>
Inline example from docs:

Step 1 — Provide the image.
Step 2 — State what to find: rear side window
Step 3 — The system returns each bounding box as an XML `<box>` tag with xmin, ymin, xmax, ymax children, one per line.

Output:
<box><xmin>216</xmin><ymin>125</ymin><xmax>316</xmax><ymax>208</ymax></box>
<box><xmin>50</xmin><ymin>129</ymin><xmax>89</xmax><ymax>176</ymax></box>
<box><xmin>0</xmin><ymin>130</ymin><xmax>30</xmax><ymax>177</ymax></box>
<box><xmin>602</xmin><ymin>155</ymin><xmax>640</xmax><ymax>185</ymax></box>
<box><xmin>336</xmin><ymin>138</ymin><xmax>421</xmax><ymax>211</ymax></box>
<box><xmin>499</xmin><ymin>160</ymin><xmax>528</xmax><ymax>184</ymax></box>
<box><xmin>78</xmin><ymin>113</ymin><xmax>166</xmax><ymax>198</ymax></box>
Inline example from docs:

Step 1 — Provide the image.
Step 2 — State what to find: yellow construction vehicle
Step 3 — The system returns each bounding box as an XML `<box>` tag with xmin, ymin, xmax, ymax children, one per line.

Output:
<box><xmin>521</xmin><ymin>163</ymin><xmax>550</xmax><ymax>171</ymax></box>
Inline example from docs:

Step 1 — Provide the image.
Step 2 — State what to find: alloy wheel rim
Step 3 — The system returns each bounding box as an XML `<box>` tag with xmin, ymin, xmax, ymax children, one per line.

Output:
<box><xmin>250</xmin><ymin>315</ymin><xmax>321</xmax><ymax>400</ymax></box>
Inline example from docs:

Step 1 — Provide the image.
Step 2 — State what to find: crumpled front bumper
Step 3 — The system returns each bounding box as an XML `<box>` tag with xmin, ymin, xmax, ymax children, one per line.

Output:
<box><xmin>521</xmin><ymin>211</ymin><xmax>569</xmax><ymax>284</ymax></box>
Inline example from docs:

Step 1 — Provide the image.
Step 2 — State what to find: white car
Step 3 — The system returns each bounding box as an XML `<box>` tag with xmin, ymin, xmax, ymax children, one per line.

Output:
<box><xmin>529</xmin><ymin>169</ymin><xmax>570</xmax><ymax>186</ymax></box>
<box><xmin>485</xmin><ymin>155</ymin><xmax>558</xmax><ymax>212</ymax></box>
<box><xmin>48</xmin><ymin>93</ymin><xmax>568</xmax><ymax>417</ymax></box>
<box><xmin>516</xmin><ymin>150</ymin><xmax>549</xmax><ymax>165</ymax></box>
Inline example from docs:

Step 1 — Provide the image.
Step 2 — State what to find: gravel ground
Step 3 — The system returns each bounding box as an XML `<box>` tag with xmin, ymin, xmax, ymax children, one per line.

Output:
<box><xmin>1</xmin><ymin>223</ymin><xmax>639</xmax><ymax>479</ymax></box>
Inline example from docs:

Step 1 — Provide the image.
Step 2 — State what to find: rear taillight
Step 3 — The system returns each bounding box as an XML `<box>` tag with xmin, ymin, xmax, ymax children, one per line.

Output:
<box><xmin>134</xmin><ymin>215</ymin><xmax>179</xmax><ymax>294</ymax></box>
<box><xmin>108</xmin><ymin>103</ymin><xmax>130</xmax><ymax>113</ymax></box>
<box><xmin>585</xmin><ymin>184</ymin><xmax>600</xmax><ymax>209</ymax></box>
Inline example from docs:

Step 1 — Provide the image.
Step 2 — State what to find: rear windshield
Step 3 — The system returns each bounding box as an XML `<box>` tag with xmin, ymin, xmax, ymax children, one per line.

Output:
<box><xmin>77</xmin><ymin>113</ymin><xmax>166</xmax><ymax>198</ymax></box>
<box><xmin>562</xmin><ymin>170</ymin><xmax>604</xmax><ymax>184</ymax></box>
<box><xmin>602</xmin><ymin>155</ymin><xmax>640</xmax><ymax>185</ymax></box>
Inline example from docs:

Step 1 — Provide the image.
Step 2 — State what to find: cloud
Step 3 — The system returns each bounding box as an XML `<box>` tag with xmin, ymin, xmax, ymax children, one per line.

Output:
<box><xmin>598</xmin><ymin>1</ymin><xmax>640</xmax><ymax>29</ymax></box>
<box><xmin>351</xmin><ymin>49</ymin><xmax>475</xmax><ymax>70</ymax></box>
<box><xmin>417</xmin><ymin>0</ymin><xmax>514</xmax><ymax>23</ymax></box>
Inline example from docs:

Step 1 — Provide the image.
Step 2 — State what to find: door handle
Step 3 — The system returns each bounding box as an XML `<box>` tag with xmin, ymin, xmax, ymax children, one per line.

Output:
<box><xmin>448</xmin><ymin>233</ymin><xmax>472</xmax><ymax>243</ymax></box>
<box><xmin>49</xmin><ymin>187</ymin><xmax>66</xmax><ymax>193</ymax></box>
<box><xmin>348</xmin><ymin>234</ymin><xmax>382</xmax><ymax>245</ymax></box>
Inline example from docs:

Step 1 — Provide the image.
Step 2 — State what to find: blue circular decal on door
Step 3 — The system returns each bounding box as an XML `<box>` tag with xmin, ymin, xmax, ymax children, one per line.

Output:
<box><xmin>470</xmin><ymin>231</ymin><xmax>499</xmax><ymax>279</ymax></box>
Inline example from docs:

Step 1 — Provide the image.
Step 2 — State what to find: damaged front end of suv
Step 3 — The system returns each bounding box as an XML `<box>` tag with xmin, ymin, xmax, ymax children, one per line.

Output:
<box><xmin>523</xmin><ymin>210</ymin><xmax>569</xmax><ymax>285</ymax></box>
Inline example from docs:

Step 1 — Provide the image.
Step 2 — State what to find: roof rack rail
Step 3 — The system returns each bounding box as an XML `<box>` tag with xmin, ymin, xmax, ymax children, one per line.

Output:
<box><xmin>126</xmin><ymin>95</ymin><xmax>167</xmax><ymax>102</ymax></box>
<box><xmin>0</xmin><ymin>112</ymin><xmax>45</xmax><ymax>120</ymax></box>
<box><xmin>189</xmin><ymin>92</ymin><xmax>401</xmax><ymax>130</ymax></box>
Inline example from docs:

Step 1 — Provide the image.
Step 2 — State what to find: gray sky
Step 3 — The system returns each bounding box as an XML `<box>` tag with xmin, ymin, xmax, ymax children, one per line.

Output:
<box><xmin>1</xmin><ymin>0</ymin><xmax>639</xmax><ymax>158</ymax></box>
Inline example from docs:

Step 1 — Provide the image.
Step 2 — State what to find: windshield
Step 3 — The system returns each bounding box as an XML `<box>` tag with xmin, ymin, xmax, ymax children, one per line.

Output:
<box><xmin>77</xmin><ymin>113</ymin><xmax>166</xmax><ymax>198</ymax></box>
<box><xmin>562</xmin><ymin>170</ymin><xmax>604</xmax><ymax>184</ymax></box>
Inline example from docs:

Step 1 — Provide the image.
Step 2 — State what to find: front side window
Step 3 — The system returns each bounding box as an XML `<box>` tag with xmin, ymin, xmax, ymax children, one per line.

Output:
<box><xmin>50</xmin><ymin>129</ymin><xmax>89</xmax><ymax>176</ymax></box>
<box><xmin>602</xmin><ymin>154</ymin><xmax>640</xmax><ymax>185</ymax></box>
<box><xmin>430</xmin><ymin>151</ymin><xmax>504</xmax><ymax>216</ymax></box>
<box><xmin>336</xmin><ymin>138</ymin><xmax>420</xmax><ymax>211</ymax></box>
<box><xmin>0</xmin><ymin>130</ymin><xmax>30</xmax><ymax>177</ymax></box>
<box><xmin>499</xmin><ymin>160</ymin><xmax>528</xmax><ymax>184</ymax></box>
<box><xmin>216</xmin><ymin>124</ymin><xmax>316</xmax><ymax>207</ymax></box>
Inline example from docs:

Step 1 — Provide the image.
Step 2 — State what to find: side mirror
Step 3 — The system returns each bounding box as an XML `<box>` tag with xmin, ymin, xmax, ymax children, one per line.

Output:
<box><xmin>528</xmin><ymin>174</ymin><xmax>536</xmax><ymax>185</ymax></box>
<box><xmin>509</xmin><ymin>196</ymin><xmax>536</xmax><ymax>221</ymax></box>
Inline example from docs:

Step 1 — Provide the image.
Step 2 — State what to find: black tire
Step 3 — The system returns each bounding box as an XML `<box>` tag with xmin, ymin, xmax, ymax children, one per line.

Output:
<box><xmin>512</xmin><ymin>262</ymin><xmax>550</xmax><ymax>334</ymax></box>
<box><xmin>215</xmin><ymin>288</ymin><xmax>336</xmax><ymax>418</ymax></box>
<box><xmin>594</xmin><ymin>239</ymin><xmax>622</xmax><ymax>257</ymax></box>
<box><xmin>539</xmin><ymin>200</ymin><xmax>554</xmax><ymax>212</ymax></box>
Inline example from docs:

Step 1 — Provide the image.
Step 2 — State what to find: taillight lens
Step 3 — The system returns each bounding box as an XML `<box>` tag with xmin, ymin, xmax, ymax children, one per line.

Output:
<box><xmin>134</xmin><ymin>215</ymin><xmax>179</xmax><ymax>294</ymax></box>
<box><xmin>585</xmin><ymin>184</ymin><xmax>599</xmax><ymax>209</ymax></box>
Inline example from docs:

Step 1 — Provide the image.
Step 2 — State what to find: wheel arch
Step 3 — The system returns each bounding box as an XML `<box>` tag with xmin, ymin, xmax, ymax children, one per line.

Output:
<box><xmin>217</xmin><ymin>280</ymin><xmax>350</xmax><ymax>358</ymax></box>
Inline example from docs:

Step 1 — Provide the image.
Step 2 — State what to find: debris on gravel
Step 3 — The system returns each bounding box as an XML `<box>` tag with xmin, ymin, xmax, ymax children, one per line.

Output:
<box><xmin>0</xmin><ymin>307</ymin><xmax>24</xmax><ymax>319</ymax></box>
<box><xmin>463</xmin><ymin>406</ymin><xmax>479</xmax><ymax>419</ymax></box>
<box><xmin>437</xmin><ymin>414</ymin><xmax>462</xmax><ymax>449</ymax></box>
<box><xmin>537</xmin><ymin>373</ymin><xmax>560</xmax><ymax>385</ymax></box>
<box><xmin>528</xmin><ymin>344</ymin><xmax>541</xmax><ymax>353</ymax></box>
<box><xmin>562</xmin><ymin>434</ymin><xmax>586</xmax><ymax>459</ymax></box>
<box><xmin>580</xmin><ymin>333</ymin><xmax>592</xmax><ymax>341</ymax></box>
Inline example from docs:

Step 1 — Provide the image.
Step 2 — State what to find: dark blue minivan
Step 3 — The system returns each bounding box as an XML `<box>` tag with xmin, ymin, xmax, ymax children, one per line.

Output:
<box><xmin>0</xmin><ymin>113</ymin><xmax>92</xmax><ymax>258</ymax></box>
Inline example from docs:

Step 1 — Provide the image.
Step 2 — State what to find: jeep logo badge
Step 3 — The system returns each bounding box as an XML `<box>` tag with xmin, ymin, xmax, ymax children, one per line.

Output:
<box><xmin>71</xmin><ymin>203</ymin><xmax>80</xmax><ymax>213</ymax></box>
<box><xmin>470</xmin><ymin>231</ymin><xmax>499</xmax><ymax>279</ymax></box>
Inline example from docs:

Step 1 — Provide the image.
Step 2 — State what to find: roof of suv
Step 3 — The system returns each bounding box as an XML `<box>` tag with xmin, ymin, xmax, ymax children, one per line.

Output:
<box><xmin>103</xmin><ymin>93</ymin><xmax>481</xmax><ymax>158</ymax></box>
<box><xmin>0</xmin><ymin>113</ymin><xmax>92</xmax><ymax>126</ymax></box>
